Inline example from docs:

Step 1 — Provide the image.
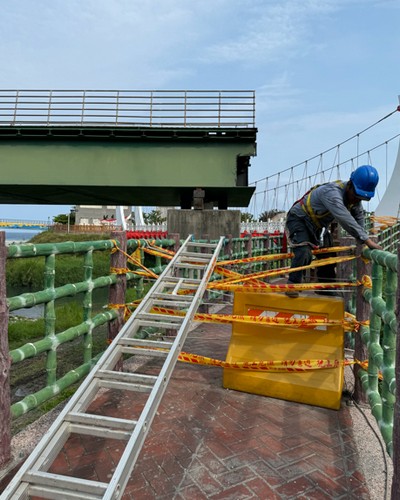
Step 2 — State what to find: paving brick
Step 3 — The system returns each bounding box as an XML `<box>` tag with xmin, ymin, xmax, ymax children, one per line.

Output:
<box><xmin>216</xmin><ymin>465</ymin><xmax>256</xmax><ymax>489</ymax></box>
<box><xmin>175</xmin><ymin>483</ymin><xmax>209</xmax><ymax>499</ymax></box>
<box><xmin>209</xmin><ymin>483</ymin><xmax>254</xmax><ymax>499</ymax></box>
<box><xmin>245</xmin><ymin>476</ymin><xmax>281</xmax><ymax>499</ymax></box>
<box><xmin>307</xmin><ymin>469</ymin><xmax>350</xmax><ymax>497</ymax></box>
<box><xmin>188</xmin><ymin>465</ymin><xmax>223</xmax><ymax>496</ymax></box>
<box><xmin>275</xmin><ymin>475</ymin><xmax>315</xmax><ymax>497</ymax></box>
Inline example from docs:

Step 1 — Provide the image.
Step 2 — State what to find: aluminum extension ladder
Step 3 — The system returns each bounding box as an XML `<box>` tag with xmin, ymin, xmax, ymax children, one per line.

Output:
<box><xmin>1</xmin><ymin>235</ymin><xmax>224</xmax><ymax>500</ymax></box>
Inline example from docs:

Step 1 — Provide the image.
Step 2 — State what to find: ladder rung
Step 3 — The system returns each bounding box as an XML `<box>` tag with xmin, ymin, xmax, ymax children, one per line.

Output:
<box><xmin>187</xmin><ymin>241</ymin><xmax>217</xmax><ymax>248</ymax></box>
<box><xmin>120</xmin><ymin>346</ymin><xmax>170</xmax><ymax>358</ymax></box>
<box><xmin>180</xmin><ymin>251</ymin><xmax>212</xmax><ymax>259</ymax></box>
<box><xmin>136</xmin><ymin>319</ymin><xmax>182</xmax><ymax>329</ymax></box>
<box><xmin>98</xmin><ymin>369</ymin><xmax>157</xmax><ymax>386</ymax></box>
<box><xmin>163</xmin><ymin>276</ymin><xmax>201</xmax><ymax>284</ymax></box>
<box><xmin>118</xmin><ymin>338</ymin><xmax>173</xmax><ymax>349</ymax></box>
<box><xmin>137</xmin><ymin>312</ymin><xmax>183</xmax><ymax>323</ymax></box>
<box><xmin>99</xmin><ymin>379</ymin><xmax>154</xmax><ymax>393</ymax></box>
<box><xmin>180</xmin><ymin>255</ymin><xmax>211</xmax><ymax>263</ymax></box>
<box><xmin>174</xmin><ymin>262</ymin><xmax>205</xmax><ymax>269</ymax></box>
<box><xmin>152</xmin><ymin>292</ymin><xmax>192</xmax><ymax>301</ymax></box>
<box><xmin>69</xmin><ymin>423</ymin><xmax>132</xmax><ymax>440</ymax></box>
<box><xmin>29</xmin><ymin>485</ymin><xmax>101</xmax><ymax>500</ymax></box>
<box><xmin>24</xmin><ymin>470</ymin><xmax>107</xmax><ymax>496</ymax></box>
<box><xmin>66</xmin><ymin>412</ymin><xmax>137</xmax><ymax>431</ymax></box>
<box><xmin>151</xmin><ymin>299</ymin><xmax>189</xmax><ymax>309</ymax></box>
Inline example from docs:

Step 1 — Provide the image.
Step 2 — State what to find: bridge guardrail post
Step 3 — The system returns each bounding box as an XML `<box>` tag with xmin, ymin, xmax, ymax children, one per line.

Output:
<box><xmin>0</xmin><ymin>231</ymin><xmax>11</xmax><ymax>467</ymax></box>
<box><xmin>391</xmin><ymin>241</ymin><xmax>400</xmax><ymax>498</ymax></box>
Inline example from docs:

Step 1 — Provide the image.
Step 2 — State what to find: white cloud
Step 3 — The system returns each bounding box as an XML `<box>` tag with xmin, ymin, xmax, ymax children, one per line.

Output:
<box><xmin>203</xmin><ymin>0</ymin><xmax>337</xmax><ymax>65</ymax></box>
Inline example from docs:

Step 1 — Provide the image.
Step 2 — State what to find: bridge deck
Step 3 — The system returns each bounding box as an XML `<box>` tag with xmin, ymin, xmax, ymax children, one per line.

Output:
<box><xmin>0</xmin><ymin>90</ymin><xmax>257</xmax><ymax>207</ymax></box>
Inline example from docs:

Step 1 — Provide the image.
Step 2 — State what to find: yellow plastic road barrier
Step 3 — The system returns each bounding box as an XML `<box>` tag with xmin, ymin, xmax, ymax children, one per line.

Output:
<box><xmin>223</xmin><ymin>291</ymin><xmax>345</xmax><ymax>410</ymax></box>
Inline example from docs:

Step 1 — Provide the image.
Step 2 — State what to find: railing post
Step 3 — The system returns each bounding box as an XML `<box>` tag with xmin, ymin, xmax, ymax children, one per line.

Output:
<box><xmin>223</xmin><ymin>235</ymin><xmax>232</xmax><ymax>302</ymax></box>
<box><xmin>108</xmin><ymin>231</ymin><xmax>127</xmax><ymax>346</ymax></box>
<box><xmin>246</xmin><ymin>233</ymin><xmax>252</xmax><ymax>259</ymax></box>
<box><xmin>337</xmin><ymin>236</ymin><xmax>357</xmax><ymax>349</ymax></box>
<box><xmin>353</xmin><ymin>241</ymin><xmax>370</xmax><ymax>403</ymax></box>
<box><xmin>168</xmin><ymin>233</ymin><xmax>181</xmax><ymax>253</ymax></box>
<box><xmin>0</xmin><ymin>231</ymin><xmax>11</xmax><ymax>467</ymax></box>
<box><xmin>391</xmin><ymin>242</ymin><xmax>400</xmax><ymax>498</ymax></box>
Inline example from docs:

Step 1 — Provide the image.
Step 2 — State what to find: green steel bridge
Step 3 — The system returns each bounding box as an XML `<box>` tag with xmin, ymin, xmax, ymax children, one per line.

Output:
<box><xmin>0</xmin><ymin>89</ymin><xmax>257</xmax><ymax>209</ymax></box>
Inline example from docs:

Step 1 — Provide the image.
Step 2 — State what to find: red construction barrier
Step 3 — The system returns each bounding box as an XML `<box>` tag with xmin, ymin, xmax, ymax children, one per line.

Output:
<box><xmin>126</xmin><ymin>230</ymin><xmax>168</xmax><ymax>240</ymax></box>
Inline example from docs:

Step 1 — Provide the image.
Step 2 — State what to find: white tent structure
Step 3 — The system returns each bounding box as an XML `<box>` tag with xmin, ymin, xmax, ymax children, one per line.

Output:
<box><xmin>375</xmin><ymin>96</ymin><xmax>400</xmax><ymax>218</ymax></box>
<box><xmin>375</xmin><ymin>138</ymin><xmax>400</xmax><ymax>218</ymax></box>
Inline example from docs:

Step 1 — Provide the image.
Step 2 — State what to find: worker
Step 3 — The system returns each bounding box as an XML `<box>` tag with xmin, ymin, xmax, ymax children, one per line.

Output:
<box><xmin>285</xmin><ymin>164</ymin><xmax>382</xmax><ymax>297</ymax></box>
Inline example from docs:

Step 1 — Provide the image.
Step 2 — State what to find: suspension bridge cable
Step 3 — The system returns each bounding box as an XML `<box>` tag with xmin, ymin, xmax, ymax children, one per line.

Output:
<box><xmin>251</xmin><ymin>107</ymin><xmax>400</xmax><ymax>186</ymax></box>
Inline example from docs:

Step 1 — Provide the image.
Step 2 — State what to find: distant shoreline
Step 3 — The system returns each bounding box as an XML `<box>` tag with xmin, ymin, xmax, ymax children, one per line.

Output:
<box><xmin>3</xmin><ymin>228</ymin><xmax>45</xmax><ymax>245</ymax></box>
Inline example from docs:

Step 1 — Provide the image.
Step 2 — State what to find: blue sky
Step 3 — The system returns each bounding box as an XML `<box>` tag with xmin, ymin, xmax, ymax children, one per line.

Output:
<box><xmin>0</xmin><ymin>0</ymin><xmax>399</xmax><ymax>220</ymax></box>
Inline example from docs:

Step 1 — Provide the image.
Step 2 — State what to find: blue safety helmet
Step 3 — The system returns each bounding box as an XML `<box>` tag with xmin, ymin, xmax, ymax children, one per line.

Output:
<box><xmin>350</xmin><ymin>165</ymin><xmax>379</xmax><ymax>200</ymax></box>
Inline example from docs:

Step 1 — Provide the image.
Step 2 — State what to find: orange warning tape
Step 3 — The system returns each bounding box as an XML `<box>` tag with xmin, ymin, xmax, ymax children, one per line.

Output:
<box><xmin>150</xmin><ymin>307</ymin><xmax>358</xmax><ymax>332</ymax></box>
<box><xmin>216</xmin><ymin>245</ymin><xmax>355</xmax><ymax>267</ymax></box>
<box><xmin>112</xmin><ymin>242</ymin><xmax>159</xmax><ymax>279</ymax></box>
<box><xmin>177</xmin><ymin>352</ymin><xmax>341</xmax><ymax>371</ymax></box>
<box><xmin>208</xmin><ymin>254</ymin><xmax>356</xmax><ymax>289</ymax></box>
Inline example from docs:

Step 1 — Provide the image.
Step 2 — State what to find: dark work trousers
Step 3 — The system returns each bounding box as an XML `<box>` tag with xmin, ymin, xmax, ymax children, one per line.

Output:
<box><xmin>285</xmin><ymin>212</ymin><xmax>319</xmax><ymax>284</ymax></box>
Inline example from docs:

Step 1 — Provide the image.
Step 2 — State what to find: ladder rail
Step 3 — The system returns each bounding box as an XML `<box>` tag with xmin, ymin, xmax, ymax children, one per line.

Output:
<box><xmin>103</xmin><ymin>235</ymin><xmax>225</xmax><ymax>499</ymax></box>
<box><xmin>1</xmin><ymin>235</ymin><xmax>224</xmax><ymax>500</ymax></box>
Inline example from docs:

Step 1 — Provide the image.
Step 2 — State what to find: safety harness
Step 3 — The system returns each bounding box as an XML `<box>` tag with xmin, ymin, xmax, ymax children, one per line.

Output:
<box><xmin>296</xmin><ymin>181</ymin><xmax>345</xmax><ymax>229</ymax></box>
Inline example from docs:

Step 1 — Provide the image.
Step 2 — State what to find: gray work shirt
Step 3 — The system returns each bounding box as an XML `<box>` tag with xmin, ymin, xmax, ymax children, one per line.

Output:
<box><xmin>289</xmin><ymin>181</ymin><xmax>369</xmax><ymax>242</ymax></box>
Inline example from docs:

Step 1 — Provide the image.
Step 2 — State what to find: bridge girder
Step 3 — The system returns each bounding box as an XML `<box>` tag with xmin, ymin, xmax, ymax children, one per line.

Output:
<box><xmin>0</xmin><ymin>125</ymin><xmax>257</xmax><ymax>208</ymax></box>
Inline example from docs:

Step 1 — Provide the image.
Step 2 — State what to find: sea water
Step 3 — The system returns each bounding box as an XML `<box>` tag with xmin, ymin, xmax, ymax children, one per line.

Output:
<box><xmin>4</xmin><ymin>228</ymin><xmax>45</xmax><ymax>245</ymax></box>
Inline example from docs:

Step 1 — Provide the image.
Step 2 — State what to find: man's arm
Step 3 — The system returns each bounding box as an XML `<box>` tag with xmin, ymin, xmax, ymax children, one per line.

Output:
<box><xmin>364</xmin><ymin>238</ymin><xmax>382</xmax><ymax>250</ymax></box>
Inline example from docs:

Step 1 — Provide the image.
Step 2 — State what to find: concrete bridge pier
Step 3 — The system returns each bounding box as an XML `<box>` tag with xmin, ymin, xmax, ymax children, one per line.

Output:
<box><xmin>167</xmin><ymin>208</ymin><xmax>240</xmax><ymax>240</ymax></box>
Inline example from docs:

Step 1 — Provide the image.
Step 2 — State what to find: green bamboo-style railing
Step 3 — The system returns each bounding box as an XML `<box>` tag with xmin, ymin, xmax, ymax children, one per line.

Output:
<box><xmin>7</xmin><ymin>237</ymin><xmax>173</xmax><ymax>419</ymax></box>
<box><xmin>2</xmin><ymin>220</ymin><xmax>400</xmax><ymax>463</ymax></box>
<box><xmin>358</xmin><ymin>247</ymin><xmax>398</xmax><ymax>456</ymax></box>
<box><xmin>6</xmin><ymin>234</ymin><xmax>255</xmax><ymax>421</ymax></box>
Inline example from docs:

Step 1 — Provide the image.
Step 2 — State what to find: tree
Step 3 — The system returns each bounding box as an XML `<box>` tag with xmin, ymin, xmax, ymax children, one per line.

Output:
<box><xmin>240</xmin><ymin>211</ymin><xmax>256</xmax><ymax>223</ymax></box>
<box><xmin>143</xmin><ymin>209</ymin><xmax>166</xmax><ymax>225</ymax></box>
<box><xmin>53</xmin><ymin>212</ymin><xmax>76</xmax><ymax>225</ymax></box>
<box><xmin>258</xmin><ymin>209</ymin><xmax>285</xmax><ymax>222</ymax></box>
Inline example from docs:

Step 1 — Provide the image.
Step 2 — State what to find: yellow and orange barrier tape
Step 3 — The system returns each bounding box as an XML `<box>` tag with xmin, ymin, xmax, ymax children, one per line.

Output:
<box><xmin>208</xmin><ymin>254</ymin><xmax>356</xmax><ymax>289</ymax></box>
<box><xmin>111</xmin><ymin>241</ymin><xmax>159</xmax><ymax>279</ymax></box>
<box><xmin>178</xmin><ymin>352</ymin><xmax>341</xmax><ymax>371</ymax></box>
<box><xmin>216</xmin><ymin>245</ymin><xmax>355</xmax><ymax>268</ymax></box>
<box><xmin>150</xmin><ymin>306</ymin><xmax>359</xmax><ymax>332</ymax></box>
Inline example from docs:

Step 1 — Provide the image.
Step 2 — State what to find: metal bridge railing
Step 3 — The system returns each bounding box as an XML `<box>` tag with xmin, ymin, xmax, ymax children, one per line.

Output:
<box><xmin>0</xmin><ymin>89</ymin><xmax>256</xmax><ymax>128</ymax></box>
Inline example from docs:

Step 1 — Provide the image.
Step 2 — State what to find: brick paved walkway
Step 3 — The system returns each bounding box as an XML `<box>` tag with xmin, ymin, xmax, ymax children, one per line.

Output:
<box><xmin>2</xmin><ymin>306</ymin><xmax>371</xmax><ymax>499</ymax></box>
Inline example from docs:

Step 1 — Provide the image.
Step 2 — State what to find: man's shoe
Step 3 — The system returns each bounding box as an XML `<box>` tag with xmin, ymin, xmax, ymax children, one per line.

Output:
<box><xmin>285</xmin><ymin>290</ymin><xmax>299</xmax><ymax>298</ymax></box>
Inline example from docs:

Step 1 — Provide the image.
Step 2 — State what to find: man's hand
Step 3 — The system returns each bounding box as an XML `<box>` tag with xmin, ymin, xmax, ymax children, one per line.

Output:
<box><xmin>364</xmin><ymin>238</ymin><xmax>382</xmax><ymax>250</ymax></box>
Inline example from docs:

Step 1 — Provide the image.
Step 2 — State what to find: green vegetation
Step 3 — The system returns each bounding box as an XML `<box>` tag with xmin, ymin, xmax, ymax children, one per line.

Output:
<box><xmin>258</xmin><ymin>209</ymin><xmax>286</xmax><ymax>221</ymax></box>
<box><xmin>143</xmin><ymin>208</ymin><xmax>166</xmax><ymax>224</ymax></box>
<box><xmin>7</xmin><ymin>229</ymin><xmax>157</xmax><ymax>433</ymax></box>
<box><xmin>53</xmin><ymin>212</ymin><xmax>76</xmax><ymax>225</ymax></box>
<box><xmin>8</xmin><ymin>302</ymin><xmax>84</xmax><ymax>349</ymax></box>
<box><xmin>240</xmin><ymin>211</ymin><xmax>256</xmax><ymax>223</ymax></box>
<box><xmin>7</xmin><ymin>230</ymin><xmax>113</xmax><ymax>288</ymax></box>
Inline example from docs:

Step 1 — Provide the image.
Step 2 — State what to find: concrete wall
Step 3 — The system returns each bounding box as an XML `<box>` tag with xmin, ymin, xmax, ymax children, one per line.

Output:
<box><xmin>167</xmin><ymin>209</ymin><xmax>240</xmax><ymax>239</ymax></box>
